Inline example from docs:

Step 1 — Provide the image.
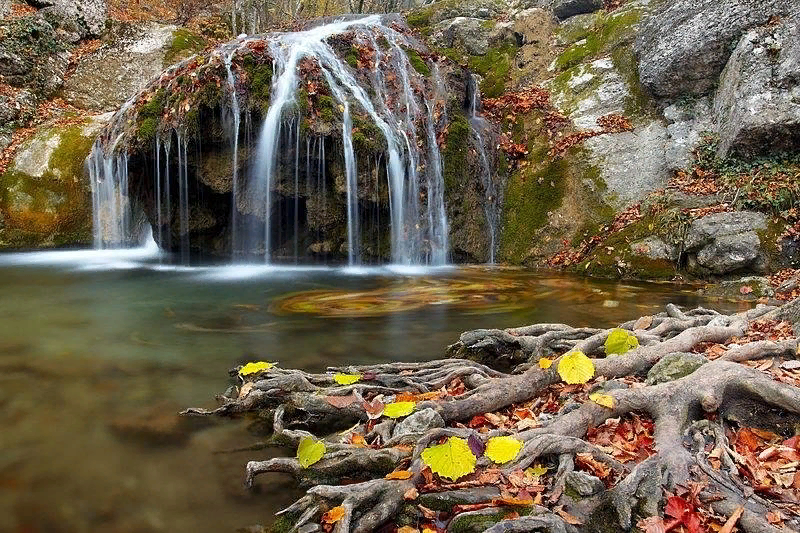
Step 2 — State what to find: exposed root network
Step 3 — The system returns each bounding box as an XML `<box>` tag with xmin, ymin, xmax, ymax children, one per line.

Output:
<box><xmin>184</xmin><ymin>300</ymin><xmax>800</xmax><ymax>533</ymax></box>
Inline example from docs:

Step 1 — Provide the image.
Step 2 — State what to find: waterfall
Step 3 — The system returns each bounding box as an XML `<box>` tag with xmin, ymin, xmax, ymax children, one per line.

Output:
<box><xmin>468</xmin><ymin>75</ymin><xmax>498</xmax><ymax>264</ymax></box>
<box><xmin>89</xmin><ymin>16</ymin><xmax>463</xmax><ymax>266</ymax></box>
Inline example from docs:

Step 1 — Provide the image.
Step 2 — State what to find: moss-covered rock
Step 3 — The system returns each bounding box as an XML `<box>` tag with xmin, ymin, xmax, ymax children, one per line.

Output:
<box><xmin>164</xmin><ymin>28</ymin><xmax>207</xmax><ymax>66</ymax></box>
<box><xmin>0</xmin><ymin>117</ymin><xmax>108</xmax><ymax>249</ymax></box>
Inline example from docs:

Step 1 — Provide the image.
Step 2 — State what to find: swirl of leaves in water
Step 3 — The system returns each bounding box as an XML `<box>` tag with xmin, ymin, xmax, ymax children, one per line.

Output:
<box><xmin>270</xmin><ymin>274</ymin><xmax>534</xmax><ymax>317</ymax></box>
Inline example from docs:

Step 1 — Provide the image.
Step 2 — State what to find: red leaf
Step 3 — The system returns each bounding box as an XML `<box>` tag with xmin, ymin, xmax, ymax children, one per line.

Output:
<box><xmin>665</xmin><ymin>496</ymin><xmax>692</xmax><ymax>520</ymax></box>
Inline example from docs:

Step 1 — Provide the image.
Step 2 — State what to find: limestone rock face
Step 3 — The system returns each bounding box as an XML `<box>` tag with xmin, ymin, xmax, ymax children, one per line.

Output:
<box><xmin>62</xmin><ymin>22</ymin><xmax>179</xmax><ymax>112</ymax></box>
<box><xmin>430</xmin><ymin>17</ymin><xmax>492</xmax><ymax>55</ymax></box>
<box><xmin>635</xmin><ymin>0</ymin><xmax>798</xmax><ymax>98</ymax></box>
<box><xmin>663</xmin><ymin>97</ymin><xmax>715</xmax><ymax>171</ymax></box>
<box><xmin>38</xmin><ymin>0</ymin><xmax>108</xmax><ymax>41</ymax></box>
<box><xmin>684</xmin><ymin>211</ymin><xmax>768</xmax><ymax>275</ymax></box>
<box><xmin>0</xmin><ymin>116</ymin><xmax>110</xmax><ymax>248</ymax></box>
<box><xmin>714</xmin><ymin>18</ymin><xmax>800</xmax><ymax>158</ymax></box>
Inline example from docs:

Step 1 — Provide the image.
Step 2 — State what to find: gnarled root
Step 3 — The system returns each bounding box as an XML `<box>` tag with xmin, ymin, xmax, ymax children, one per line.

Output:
<box><xmin>185</xmin><ymin>302</ymin><xmax>800</xmax><ymax>533</ymax></box>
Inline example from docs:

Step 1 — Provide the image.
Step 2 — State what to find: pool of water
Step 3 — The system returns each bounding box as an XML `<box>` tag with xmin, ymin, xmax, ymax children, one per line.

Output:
<box><xmin>0</xmin><ymin>248</ymin><xmax>747</xmax><ymax>533</ymax></box>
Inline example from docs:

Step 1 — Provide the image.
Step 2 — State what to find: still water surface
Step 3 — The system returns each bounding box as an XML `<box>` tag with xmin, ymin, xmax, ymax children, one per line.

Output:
<box><xmin>0</xmin><ymin>248</ymin><xmax>745</xmax><ymax>533</ymax></box>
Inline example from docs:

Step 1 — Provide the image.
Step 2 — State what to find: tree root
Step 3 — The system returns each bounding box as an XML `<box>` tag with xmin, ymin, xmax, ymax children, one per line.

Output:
<box><xmin>185</xmin><ymin>302</ymin><xmax>800</xmax><ymax>532</ymax></box>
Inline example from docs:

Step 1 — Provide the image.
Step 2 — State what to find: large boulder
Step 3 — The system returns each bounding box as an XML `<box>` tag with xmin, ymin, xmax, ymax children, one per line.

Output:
<box><xmin>430</xmin><ymin>17</ymin><xmax>493</xmax><ymax>55</ymax></box>
<box><xmin>0</xmin><ymin>14</ymin><xmax>70</xmax><ymax>99</ymax></box>
<box><xmin>27</xmin><ymin>0</ymin><xmax>107</xmax><ymax>39</ymax></box>
<box><xmin>684</xmin><ymin>211</ymin><xmax>769</xmax><ymax>275</ymax></box>
<box><xmin>62</xmin><ymin>22</ymin><xmax>185</xmax><ymax>112</ymax></box>
<box><xmin>635</xmin><ymin>0</ymin><xmax>798</xmax><ymax>99</ymax></box>
<box><xmin>714</xmin><ymin>17</ymin><xmax>800</xmax><ymax>158</ymax></box>
<box><xmin>0</xmin><ymin>115</ymin><xmax>109</xmax><ymax>248</ymax></box>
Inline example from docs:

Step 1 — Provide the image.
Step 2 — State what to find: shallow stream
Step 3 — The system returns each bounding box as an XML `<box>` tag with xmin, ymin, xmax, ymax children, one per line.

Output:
<box><xmin>0</xmin><ymin>247</ymin><xmax>746</xmax><ymax>533</ymax></box>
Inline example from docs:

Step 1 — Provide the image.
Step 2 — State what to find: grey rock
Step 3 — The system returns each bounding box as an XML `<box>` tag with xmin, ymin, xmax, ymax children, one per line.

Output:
<box><xmin>62</xmin><ymin>21</ymin><xmax>177</xmax><ymax>111</ymax></box>
<box><xmin>685</xmin><ymin>211</ymin><xmax>767</xmax><ymax>251</ymax></box>
<box><xmin>39</xmin><ymin>0</ymin><xmax>107</xmax><ymax>39</ymax></box>
<box><xmin>714</xmin><ymin>18</ymin><xmax>800</xmax><ymax>157</ymax></box>
<box><xmin>696</xmin><ymin>232</ymin><xmax>764</xmax><ymax>274</ymax></box>
<box><xmin>664</xmin><ymin>97</ymin><xmax>715</xmax><ymax>171</ymax></box>
<box><xmin>0</xmin><ymin>0</ymin><xmax>9</xmax><ymax>18</ymax></box>
<box><xmin>583</xmin><ymin>121</ymin><xmax>670</xmax><ymax>209</ymax></box>
<box><xmin>0</xmin><ymin>15</ymin><xmax>70</xmax><ymax>99</ymax></box>
<box><xmin>631</xmin><ymin>236</ymin><xmax>677</xmax><ymax>261</ymax></box>
<box><xmin>550</xmin><ymin>0</ymin><xmax>603</xmax><ymax>20</ymax></box>
<box><xmin>565</xmin><ymin>471</ymin><xmax>605</xmax><ymax>496</ymax></box>
<box><xmin>430</xmin><ymin>17</ymin><xmax>492</xmax><ymax>55</ymax></box>
<box><xmin>635</xmin><ymin>0</ymin><xmax>799</xmax><ymax>98</ymax></box>
<box><xmin>646</xmin><ymin>353</ymin><xmax>708</xmax><ymax>385</ymax></box>
<box><xmin>391</xmin><ymin>408</ymin><xmax>444</xmax><ymax>438</ymax></box>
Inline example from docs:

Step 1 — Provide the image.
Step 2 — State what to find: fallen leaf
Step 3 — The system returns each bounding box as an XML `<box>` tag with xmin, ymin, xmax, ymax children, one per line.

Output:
<box><xmin>384</xmin><ymin>401</ymin><xmax>416</xmax><ymax>418</ymax></box>
<box><xmin>467</xmin><ymin>434</ymin><xmax>486</xmax><ymax>457</ymax></box>
<box><xmin>396</xmin><ymin>527</ymin><xmax>419</xmax><ymax>533</ymax></box>
<box><xmin>350</xmin><ymin>434</ymin><xmax>367</xmax><ymax>447</ymax></box>
<box><xmin>633</xmin><ymin>315</ymin><xmax>653</xmax><ymax>330</ymax></box>
<box><xmin>717</xmin><ymin>505</ymin><xmax>744</xmax><ymax>533</ymax></box>
<box><xmin>325</xmin><ymin>393</ymin><xmax>358</xmax><ymax>408</ymax></box>
<box><xmin>589</xmin><ymin>392</ymin><xmax>615</xmax><ymax>409</ymax></box>
<box><xmin>740</xmin><ymin>285</ymin><xmax>753</xmax><ymax>295</ymax></box>
<box><xmin>526</xmin><ymin>465</ymin><xmax>549</xmax><ymax>478</ymax></box>
<box><xmin>558</xmin><ymin>351</ymin><xmax>595</xmax><ymax>384</ymax></box>
<box><xmin>333</xmin><ymin>373</ymin><xmax>361</xmax><ymax>385</ymax></box>
<box><xmin>636</xmin><ymin>516</ymin><xmax>666</xmax><ymax>533</ymax></box>
<box><xmin>421</xmin><ymin>437</ymin><xmax>477</xmax><ymax>481</ymax></box>
<box><xmin>404</xmin><ymin>487</ymin><xmax>419</xmax><ymax>500</ymax></box>
<box><xmin>322</xmin><ymin>506</ymin><xmax>345</xmax><ymax>524</ymax></box>
<box><xmin>239</xmin><ymin>361</ymin><xmax>275</xmax><ymax>376</ymax></box>
<box><xmin>385</xmin><ymin>470</ymin><xmax>414</xmax><ymax>480</ymax></box>
<box><xmin>555</xmin><ymin>507</ymin><xmax>583</xmax><ymax>525</ymax></box>
<box><xmin>604</xmin><ymin>329</ymin><xmax>639</xmax><ymax>355</ymax></box>
<box><xmin>539</xmin><ymin>357</ymin><xmax>553</xmax><ymax>369</ymax></box>
<box><xmin>363</xmin><ymin>398</ymin><xmax>385</xmax><ymax>419</ymax></box>
<box><xmin>485</xmin><ymin>436</ymin><xmax>524</xmax><ymax>464</ymax></box>
<box><xmin>297</xmin><ymin>436</ymin><xmax>326</xmax><ymax>468</ymax></box>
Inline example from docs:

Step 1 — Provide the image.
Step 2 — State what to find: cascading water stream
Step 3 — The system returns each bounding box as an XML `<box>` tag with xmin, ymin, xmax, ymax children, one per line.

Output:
<box><xmin>468</xmin><ymin>76</ymin><xmax>498</xmax><ymax>264</ymax></box>
<box><xmin>89</xmin><ymin>15</ymin><xmax>472</xmax><ymax>267</ymax></box>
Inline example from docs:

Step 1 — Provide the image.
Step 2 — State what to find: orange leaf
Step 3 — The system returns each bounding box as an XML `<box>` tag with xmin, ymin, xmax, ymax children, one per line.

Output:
<box><xmin>555</xmin><ymin>507</ymin><xmax>583</xmax><ymax>525</ymax></box>
<box><xmin>492</xmin><ymin>497</ymin><xmax>534</xmax><ymax>506</ymax></box>
<box><xmin>404</xmin><ymin>487</ymin><xmax>419</xmax><ymax>500</ymax></box>
<box><xmin>718</xmin><ymin>505</ymin><xmax>744</xmax><ymax>533</ymax></box>
<box><xmin>395</xmin><ymin>391</ymin><xmax>416</xmax><ymax>402</ymax></box>
<box><xmin>350</xmin><ymin>434</ymin><xmax>367</xmax><ymax>448</ymax></box>
<box><xmin>322</xmin><ymin>506</ymin><xmax>345</xmax><ymax>524</ymax></box>
<box><xmin>385</xmin><ymin>470</ymin><xmax>414</xmax><ymax>480</ymax></box>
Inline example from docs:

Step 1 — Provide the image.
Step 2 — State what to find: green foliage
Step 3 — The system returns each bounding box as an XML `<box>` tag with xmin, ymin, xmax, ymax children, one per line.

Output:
<box><xmin>136</xmin><ymin>89</ymin><xmax>167</xmax><ymax>142</ymax></box>
<box><xmin>346</xmin><ymin>46</ymin><xmax>359</xmax><ymax>68</ymax></box>
<box><xmin>553</xmin><ymin>9</ymin><xmax>643</xmax><ymax>72</ymax></box>
<box><xmin>467</xmin><ymin>42</ymin><xmax>517</xmax><ymax>98</ymax></box>
<box><xmin>406</xmin><ymin>7</ymin><xmax>433</xmax><ymax>30</ymax></box>
<box><xmin>352</xmin><ymin>114</ymin><xmax>386</xmax><ymax>154</ymax></box>
<box><xmin>164</xmin><ymin>29</ymin><xmax>207</xmax><ymax>66</ymax></box>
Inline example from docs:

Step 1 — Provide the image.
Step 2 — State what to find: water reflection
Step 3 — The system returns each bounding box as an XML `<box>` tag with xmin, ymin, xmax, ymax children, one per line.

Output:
<box><xmin>0</xmin><ymin>254</ymin><xmax>748</xmax><ymax>532</ymax></box>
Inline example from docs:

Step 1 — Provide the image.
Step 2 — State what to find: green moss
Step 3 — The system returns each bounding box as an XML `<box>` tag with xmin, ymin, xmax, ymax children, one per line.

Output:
<box><xmin>346</xmin><ymin>46</ymin><xmax>359</xmax><ymax>68</ymax></box>
<box><xmin>352</xmin><ymin>114</ymin><xmax>387</xmax><ymax>154</ymax></box>
<box><xmin>377</xmin><ymin>36</ymin><xmax>390</xmax><ymax>50</ymax></box>
<box><xmin>0</xmin><ymin>125</ymin><xmax>94</xmax><ymax>248</ymax></box>
<box><xmin>500</xmin><ymin>154</ymin><xmax>569</xmax><ymax>264</ymax></box>
<box><xmin>442</xmin><ymin>112</ymin><xmax>471</xmax><ymax>192</ymax></box>
<box><xmin>138</xmin><ymin>117</ymin><xmax>158</xmax><ymax>142</ymax></box>
<box><xmin>136</xmin><ymin>89</ymin><xmax>167</xmax><ymax>143</ymax></box>
<box><xmin>467</xmin><ymin>42</ymin><xmax>517</xmax><ymax>98</ymax></box>
<box><xmin>164</xmin><ymin>29</ymin><xmax>206</xmax><ymax>66</ymax></box>
<box><xmin>316</xmin><ymin>94</ymin><xmax>337</xmax><ymax>123</ymax></box>
<box><xmin>403</xmin><ymin>47</ymin><xmax>431</xmax><ymax>76</ymax></box>
<box><xmin>611</xmin><ymin>46</ymin><xmax>651</xmax><ymax>118</ymax></box>
<box><xmin>247</xmin><ymin>62</ymin><xmax>273</xmax><ymax>110</ymax></box>
<box><xmin>553</xmin><ymin>8</ymin><xmax>642</xmax><ymax>72</ymax></box>
<box><xmin>406</xmin><ymin>7</ymin><xmax>434</xmax><ymax>30</ymax></box>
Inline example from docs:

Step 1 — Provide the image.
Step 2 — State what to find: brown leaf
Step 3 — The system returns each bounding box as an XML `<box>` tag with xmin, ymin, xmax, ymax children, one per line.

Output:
<box><xmin>633</xmin><ymin>315</ymin><xmax>653</xmax><ymax>330</ymax></box>
<box><xmin>325</xmin><ymin>393</ymin><xmax>358</xmax><ymax>408</ymax></box>
<box><xmin>418</xmin><ymin>504</ymin><xmax>437</xmax><ymax>520</ymax></box>
<box><xmin>636</xmin><ymin>516</ymin><xmax>666</xmax><ymax>533</ymax></box>
<box><xmin>404</xmin><ymin>487</ymin><xmax>419</xmax><ymax>500</ymax></box>
<box><xmin>362</xmin><ymin>398</ymin><xmax>385</xmax><ymax>419</ymax></box>
<box><xmin>555</xmin><ymin>507</ymin><xmax>583</xmax><ymax>525</ymax></box>
<box><xmin>718</xmin><ymin>505</ymin><xmax>744</xmax><ymax>533</ymax></box>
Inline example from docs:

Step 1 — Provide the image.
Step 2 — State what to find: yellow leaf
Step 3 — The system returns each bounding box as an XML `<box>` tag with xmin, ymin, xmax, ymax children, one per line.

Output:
<box><xmin>396</xmin><ymin>527</ymin><xmax>419</xmax><ymax>533</ymax></box>
<box><xmin>526</xmin><ymin>464</ymin><xmax>549</xmax><ymax>478</ymax></box>
<box><xmin>538</xmin><ymin>357</ymin><xmax>553</xmax><ymax>369</ymax></box>
<box><xmin>238</xmin><ymin>361</ymin><xmax>275</xmax><ymax>376</ymax></box>
<box><xmin>296</xmin><ymin>436</ymin><xmax>325</xmax><ymax>468</ymax></box>
<box><xmin>604</xmin><ymin>328</ymin><xmax>639</xmax><ymax>356</ymax></box>
<box><xmin>322</xmin><ymin>506</ymin><xmax>345</xmax><ymax>524</ymax></box>
<box><xmin>557</xmin><ymin>351</ymin><xmax>595</xmax><ymax>384</ymax></box>
<box><xmin>485</xmin><ymin>436</ymin><xmax>524</xmax><ymax>464</ymax></box>
<box><xmin>333</xmin><ymin>373</ymin><xmax>361</xmax><ymax>385</ymax></box>
<box><xmin>589</xmin><ymin>392</ymin><xmax>615</xmax><ymax>409</ymax></box>
<box><xmin>421</xmin><ymin>436</ymin><xmax>477</xmax><ymax>481</ymax></box>
<box><xmin>422</xmin><ymin>529</ymin><xmax>437</xmax><ymax>533</ymax></box>
<box><xmin>385</xmin><ymin>470</ymin><xmax>414</xmax><ymax>480</ymax></box>
<box><xmin>384</xmin><ymin>401</ymin><xmax>416</xmax><ymax>418</ymax></box>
